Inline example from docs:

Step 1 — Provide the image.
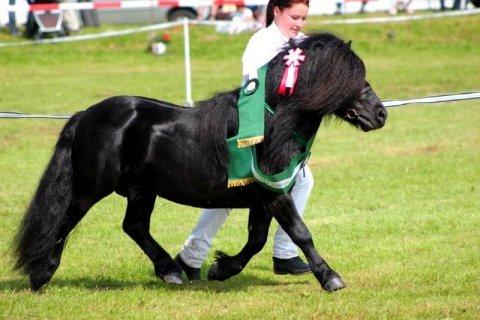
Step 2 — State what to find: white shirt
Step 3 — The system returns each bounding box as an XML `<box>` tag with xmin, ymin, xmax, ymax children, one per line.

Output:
<box><xmin>241</xmin><ymin>22</ymin><xmax>306</xmax><ymax>81</ymax></box>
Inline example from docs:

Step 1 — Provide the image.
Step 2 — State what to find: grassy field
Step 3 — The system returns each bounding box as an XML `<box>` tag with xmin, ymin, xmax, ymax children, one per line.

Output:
<box><xmin>0</xmin><ymin>14</ymin><xmax>479</xmax><ymax>319</ymax></box>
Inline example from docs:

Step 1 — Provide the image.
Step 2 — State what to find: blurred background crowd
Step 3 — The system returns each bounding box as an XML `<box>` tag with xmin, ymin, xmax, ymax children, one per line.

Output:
<box><xmin>2</xmin><ymin>0</ymin><xmax>479</xmax><ymax>39</ymax></box>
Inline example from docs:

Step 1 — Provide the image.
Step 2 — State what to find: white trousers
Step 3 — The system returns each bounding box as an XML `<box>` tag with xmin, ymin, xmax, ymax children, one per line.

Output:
<box><xmin>179</xmin><ymin>165</ymin><xmax>314</xmax><ymax>268</ymax></box>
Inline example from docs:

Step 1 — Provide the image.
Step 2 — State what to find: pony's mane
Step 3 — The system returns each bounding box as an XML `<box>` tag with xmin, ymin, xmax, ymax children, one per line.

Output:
<box><xmin>264</xmin><ymin>32</ymin><xmax>366</xmax><ymax>116</ymax></box>
<box><xmin>196</xmin><ymin>90</ymin><xmax>238</xmax><ymax>169</ymax></box>
<box><xmin>195</xmin><ymin>32</ymin><xmax>367</xmax><ymax>173</ymax></box>
<box><xmin>257</xmin><ymin>33</ymin><xmax>367</xmax><ymax>172</ymax></box>
<box><xmin>198</xmin><ymin>32</ymin><xmax>365</xmax><ymax>112</ymax></box>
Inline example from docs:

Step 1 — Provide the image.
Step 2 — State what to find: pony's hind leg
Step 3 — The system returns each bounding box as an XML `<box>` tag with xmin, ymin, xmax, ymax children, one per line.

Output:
<box><xmin>208</xmin><ymin>206</ymin><xmax>272</xmax><ymax>281</ymax></box>
<box><xmin>29</xmin><ymin>193</ymin><xmax>101</xmax><ymax>291</ymax></box>
<box><xmin>122</xmin><ymin>190</ymin><xmax>183</xmax><ymax>284</ymax></box>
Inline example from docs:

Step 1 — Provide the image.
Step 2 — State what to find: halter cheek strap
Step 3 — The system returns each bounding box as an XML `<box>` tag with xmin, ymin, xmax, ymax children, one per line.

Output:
<box><xmin>344</xmin><ymin>85</ymin><xmax>372</xmax><ymax>120</ymax></box>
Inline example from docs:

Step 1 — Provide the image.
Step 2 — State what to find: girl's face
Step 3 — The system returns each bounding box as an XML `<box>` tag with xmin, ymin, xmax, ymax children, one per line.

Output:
<box><xmin>274</xmin><ymin>3</ymin><xmax>309</xmax><ymax>38</ymax></box>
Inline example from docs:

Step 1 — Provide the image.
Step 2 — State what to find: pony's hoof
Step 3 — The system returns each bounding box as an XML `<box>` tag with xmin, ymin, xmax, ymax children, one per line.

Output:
<box><xmin>207</xmin><ymin>262</ymin><xmax>219</xmax><ymax>281</ymax></box>
<box><xmin>30</xmin><ymin>279</ymin><xmax>45</xmax><ymax>292</ymax></box>
<box><xmin>29</xmin><ymin>272</ymin><xmax>52</xmax><ymax>292</ymax></box>
<box><xmin>162</xmin><ymin>272</ymin><xmax>184</xmax><ymax>285</ymax></box>
<box><xmin>207</xmin><ymin>262</ymin><xmax>225</xmax><ymax>281</ymax></box>
<box><xmin>322</xmin><ymin>277</ymin><xmax>346</xmax><ymax>292</ymax></box>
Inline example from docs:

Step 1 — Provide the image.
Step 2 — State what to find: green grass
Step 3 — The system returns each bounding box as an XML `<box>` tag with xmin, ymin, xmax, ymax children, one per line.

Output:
<box><xmin>1</xmin><ymin>15</ymin><xmax>479</xmax><ymax>319</ymax></box>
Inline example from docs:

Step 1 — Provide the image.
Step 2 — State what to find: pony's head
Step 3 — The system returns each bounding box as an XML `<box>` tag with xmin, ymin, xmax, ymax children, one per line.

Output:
<box><xmin>334</xmin><ymin>81</ymin><xmax>387</xmax><ymax>132</ymax></box>
<box><xmin>266</xmin><ymin>32</ymin><xmax>387</xmax><ymax>131</ymax></box>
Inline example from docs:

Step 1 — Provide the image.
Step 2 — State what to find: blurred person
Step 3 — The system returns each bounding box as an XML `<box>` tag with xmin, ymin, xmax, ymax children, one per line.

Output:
<box><xmin>246</xmin><ymin>5</ymin><xmax>266</xmax><ymax>23</ymax></box>
<box><xmin>175</xmin><ymin>0</ymin><xmax>314</xmax><ymax>281</ymax></box>
<box><xmin>227</xmin><ymin>5</ymin><xmax>255</xmax><ymax>34</ymax></box>
<box><xmin>233</xmin><ymin>5</ymin><xmax>255</xmax><ymax>21</ymax></box>
<box><xmin>209</xmin><ymin>4</ymin><xmax>239</xmax><ymax>21</ymax></box>
<box><xmin>253</xmin><ymin>5</ymin><xmax>267</xmax><ymax>24</ymax></box>
<box><xmin>359</xmin><ymin>0</ymin><xmax>369</xmax><ymax>13</ymax></box>
<box><xmin>439</xmin><ymin>0</ymin><xmax>447</xmax><ymax>10</ymax></box>
<box><xmin>62</xmin><ymin>0</ymin><xmax>80</xmax><ymax>33</ymax></box>
<box><xmin>452</xmin><ymin>0</ymin><xmax>461</xmax><ymax>9</ymax></box>
<box><xmin>209</xmin><ymin>3</ymin><xmax>220</xmax><ymax>20</ymax></box>
<box><xmin>8</xmin><ymin>0</ymin><xmax>18</xmax><ymax>35</ymax></box>
<box><xmin>197</xmin><ymin>6</ymin><xmax>210</xmax><ymax>20</ymax></box>
<box><xmin>79</xmin><ymin>0</ymin><xmax>100</xmax><ymax>27</ymax></box>
<box><xmin>335</xmin><ymin>1</ymin><xmax>343</xmax><ymax>15</ymax></box>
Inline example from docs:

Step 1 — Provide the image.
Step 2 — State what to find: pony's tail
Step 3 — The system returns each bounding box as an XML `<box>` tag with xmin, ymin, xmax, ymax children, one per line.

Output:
<box><xmin>13</xmin><ymin>112</ymin><xmax>83</xmax><ymax>287</ymax></box>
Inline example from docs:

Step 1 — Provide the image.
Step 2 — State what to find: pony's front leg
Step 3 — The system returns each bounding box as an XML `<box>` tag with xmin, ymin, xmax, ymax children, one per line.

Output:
<box><xmin>271</xmin><ymin>195</ymin><xmax>346</xmax><ymax>292</ymax></box>
<box><xmin>207</xmin><ymin>206</ymin><xmax>272</xmax><ymax>281</ymax></box>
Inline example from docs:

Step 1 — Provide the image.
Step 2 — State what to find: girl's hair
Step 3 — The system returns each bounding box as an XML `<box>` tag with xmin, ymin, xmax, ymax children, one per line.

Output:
<box><xmin>266</xmin><ymin>0</ymin><xmax>310</xmax><ymax>27</ymax></box>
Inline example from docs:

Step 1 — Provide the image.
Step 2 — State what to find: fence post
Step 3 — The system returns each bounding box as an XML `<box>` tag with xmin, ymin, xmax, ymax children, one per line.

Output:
<box><xmin>183</xmin><ymin>17</ymin><xmax>194</xmax><ymax>107</ymax></box>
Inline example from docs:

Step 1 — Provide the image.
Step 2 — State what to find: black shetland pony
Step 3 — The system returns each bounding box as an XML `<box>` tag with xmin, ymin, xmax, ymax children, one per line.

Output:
<box><xmin>14</xmin><ymin>33</ymin><xmax>387</xmax><ymax>293</ymax></box>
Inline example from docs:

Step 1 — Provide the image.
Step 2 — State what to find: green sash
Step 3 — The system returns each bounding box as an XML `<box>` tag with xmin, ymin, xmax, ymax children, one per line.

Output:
<box><xmin>235</xmin><ymin>65</ymin><xmax>268</xmax><ymax>148</ymax></box>
<box><xmin>226</xmin><ymin>65</ymin><xmax>268</xmax><ymax>188</ymax></box>
<box><xmin>227</xmin><ymin>66</ymin><xmax>316</xmax><ymax>193</ymax></box>
<box><xmin>251</xmin><ymin>134</ymin><xmax>314</xmax><ymax>193</ymax></box>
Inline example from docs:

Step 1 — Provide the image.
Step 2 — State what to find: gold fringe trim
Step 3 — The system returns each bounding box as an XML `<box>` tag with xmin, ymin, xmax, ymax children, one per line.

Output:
<box><xmin>227</xmin><ymin>178</ymin><xmax>256</xmax><ymax>188</ymax></box>
<box><xmin>237</xmin><ymin>135</ymin><xmax>264</xmax><ymax>148</ymax></box>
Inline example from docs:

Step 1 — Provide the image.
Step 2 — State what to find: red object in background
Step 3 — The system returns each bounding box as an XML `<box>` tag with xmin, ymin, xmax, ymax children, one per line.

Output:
<box><xmin>162</xmin><ymin>32</ymin><xmax>171</xmax><ymax>43</ymax></box>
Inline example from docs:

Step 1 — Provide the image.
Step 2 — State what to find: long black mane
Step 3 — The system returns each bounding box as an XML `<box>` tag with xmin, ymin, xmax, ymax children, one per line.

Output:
<box><xmin>196</xmin><ymin>32</ymin><xmax>366</xmax><ymax>175</ymax></box>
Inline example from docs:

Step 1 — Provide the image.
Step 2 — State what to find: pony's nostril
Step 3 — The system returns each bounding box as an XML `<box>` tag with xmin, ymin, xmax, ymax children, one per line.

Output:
<box><xmin>377</xmin><ymin>108</ymin><xmax>387</xmax><ymax>120</ymax></box>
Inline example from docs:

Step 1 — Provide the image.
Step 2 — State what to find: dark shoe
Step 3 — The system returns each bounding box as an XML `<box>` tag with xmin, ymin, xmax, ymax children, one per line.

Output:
<box><xmin>174</xmin><ymin>254</ymin><xmax>201</xmax><ymax>281</ymax></box>
<box><xmin>273</xmin><ymin>256</ymin><xmax>312</xmax><ymax>275</ymax></box>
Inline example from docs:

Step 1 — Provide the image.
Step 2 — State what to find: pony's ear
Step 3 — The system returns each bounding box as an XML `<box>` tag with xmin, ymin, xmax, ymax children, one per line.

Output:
<box><xmin>338</xmin><ymin>40</ymin><xmax>352</xmax><ymax>49</ymax></box>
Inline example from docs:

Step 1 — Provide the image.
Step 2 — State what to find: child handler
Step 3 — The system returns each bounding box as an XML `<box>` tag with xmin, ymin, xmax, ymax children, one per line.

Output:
<box><xmin>176</xmin><ymin>0</ymin><xmax>313</xmax><ymax>280</ymax></box>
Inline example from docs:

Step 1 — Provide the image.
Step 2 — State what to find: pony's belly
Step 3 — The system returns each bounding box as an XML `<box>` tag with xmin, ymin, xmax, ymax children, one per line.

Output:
<box><xmin>152</xmin><ymin>183</ymin><xmax>254</xmax><ymax>209</ymax></box>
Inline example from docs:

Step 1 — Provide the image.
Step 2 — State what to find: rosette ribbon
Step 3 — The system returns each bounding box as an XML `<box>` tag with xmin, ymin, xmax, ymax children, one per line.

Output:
<box><xmin>278</xmin><ymin>48</ymin><xmax>306</xmax><ymax>96</ymax></box>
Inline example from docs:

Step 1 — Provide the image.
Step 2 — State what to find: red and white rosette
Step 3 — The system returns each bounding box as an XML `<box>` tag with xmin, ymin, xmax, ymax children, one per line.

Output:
<box><xmin>278</xmin><ymin>48</ymin><xmax>306</xmax><ymax>96</ymax></box>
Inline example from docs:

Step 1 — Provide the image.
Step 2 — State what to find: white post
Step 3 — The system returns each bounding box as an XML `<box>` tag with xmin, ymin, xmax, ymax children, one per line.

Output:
<box><xmin>183</xmin><ymin>17</ymin><xmax>194</xmax><ymax>107</ymax></box>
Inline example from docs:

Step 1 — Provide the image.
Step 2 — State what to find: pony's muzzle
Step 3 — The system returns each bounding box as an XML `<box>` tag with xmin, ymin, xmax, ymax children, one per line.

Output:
<box><xmin>376</xmin><ymin>105</ymin><xmax>388</xmax><ymax>125</ymax></box>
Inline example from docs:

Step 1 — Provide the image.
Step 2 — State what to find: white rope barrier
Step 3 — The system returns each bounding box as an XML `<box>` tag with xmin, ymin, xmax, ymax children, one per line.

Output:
<box><xmin>0</xmin><ymin>21</ymin><xmax>182</xmax><ymax>48</ymax></box>
<box><xmin>382</xmin><ymin>91</ymin><xmax>480</xmax><ymax>107</ymax></box>
<box><xmin>2</xmin><ymin>9</ymin><xmax>480</xmax><ymax>48</ymax></box>
<box><xmin>1</xmin><ymin>91</ymin><xmax>479</xmax><ymax>119</ymax></box>
<box><xmin>0</xmin><ymin>112</ymin><xmax>71</xmax><ymax>119</ymax></box>
<box><xmin>314</xmin><ymin>8</ymin><xmax>480</xmax><ymax>25</ymax></box>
